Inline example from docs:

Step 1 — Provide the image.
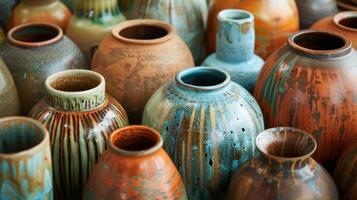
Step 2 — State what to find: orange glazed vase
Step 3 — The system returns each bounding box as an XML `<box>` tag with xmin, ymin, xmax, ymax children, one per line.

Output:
<box><xmin>83</xmin><ymin>125</ymin><xmax>188</xmax><ymax>200</ymax></box>
<box><xmin>206</xmin><ymin>0</ymin><xmax>299</xmax><ymax>59</ymax></box>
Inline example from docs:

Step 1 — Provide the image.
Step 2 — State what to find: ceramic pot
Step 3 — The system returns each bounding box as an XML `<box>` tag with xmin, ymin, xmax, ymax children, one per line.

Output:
<box><xmin>0</xmin><ymin>23</ymin><xmax>87</xmax><ymax>115</ymax></box>
<box><xmin>83</xmin><ymin>126</ymin><xmax>187</xmax><ymax>200</ymax></box>
<box><xmin>203</xmin><ymin>9</ymin><xmax>264</xmax><ymax>93</ymax></box>
<box><xmin>206</xmin><ymin>0</ymin><xmax>299</xmax><ymax>59</ymax></box>
<box><xmin>61</xmin><ymin>0</ymin><xmax>77</xmax><ymax>11</ymax></box>
<box><xmin>228</xmin><ymin>127</ymin><xmax>338</xmax><ymax>200</ymax></box>
<box><xmin>0</xmin><ymin>117</ymin><xmax>53</xmax><ymax>200</ymax></box>
<box><xmin>92</xmin><ymin>19</ymin><xmax>194</xmax><ymax>124</ymax></box>
<box><xmin>29</xmin><ymin>69</ymin><xmax>129</xmax><ymax>199</ymax></box>
<box><xmin>0</xmin><ymin>0</ymin><xmax>20</xmax><ymax>29</ymax></box>
<box><xmin>142</xmin><ymin>67</ymin><xmax>265</xmax><ymax>200</ymax></box>
<box><xmin>254</xmin><ymin>30</ymin><xmax>357</xmax><ymax>170</ymax></box>
<box><xmin>66</xmin><ymin>0</ymin><xmax>126</xmax><ymax>61</ymax></box>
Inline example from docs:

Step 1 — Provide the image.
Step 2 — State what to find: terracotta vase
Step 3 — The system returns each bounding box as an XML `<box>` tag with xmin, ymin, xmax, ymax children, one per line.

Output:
<box><xmin>29</xmin><ymin>69</ymin><xmax>129</xmax><ymax>199</ymax></box>
<box><xmin>92</xmin><ymin>19</ymin><xmax>194</xmax><ymax>124</ymax></box>
<box><xmin>142</xmin><ymin>67</ymin><xmax>265</xmax><ymax>199</ymax></box>
<box><xmin>203</xmin><ymin>9</ymin><xmax>264</xmax><ymax>93</ymax></box>
<box><xmin>228</xmin><ymin>127</ymin><xmax>338</xmax><ymax>200</ymax></box>
<box><xmin>83</xmin><ymin>126</ymin><xmax>187</xmax><ymax>200</ymax></box>
<box><xmin>253</xmin><ymin>30</ymin><xmax>357</xmax><ymax>170</ymax></box>
<box><xmin>0</xmin><ymin>23</ymin><xmax>87</xmax><ymax>115</ymax></box>
<box><xmin>0</xmin><ymin>117</ymin><xmax>53</xmax><ymax>200</ymax></box>
<box><xmin>206</xmin><ymin>0</ymin><xmax>299</xmax><ymax>59</ymax></box>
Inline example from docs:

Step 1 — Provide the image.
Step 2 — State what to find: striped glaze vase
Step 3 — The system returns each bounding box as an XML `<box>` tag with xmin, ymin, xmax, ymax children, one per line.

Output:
<box><xmin>29</xmin><ymin>69</ymin><xmax>129</xmax><ymax>199</ymax></box>
<box><xmin>142</xmin><ymin>67</ymin><xmax>265</xmax><ymax>200</ymax></box>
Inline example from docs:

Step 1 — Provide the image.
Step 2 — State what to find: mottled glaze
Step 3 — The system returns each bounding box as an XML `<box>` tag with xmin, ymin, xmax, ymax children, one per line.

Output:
<box><xmin>0</xmin><ymin>117</ymin><xmax>53</xmax><ymax>200</ymax></box>
<box><xmin>142</xmin><ymin>67</ymin><xmax>265</xmax><ymax>200</ymax></box>
<box><xmin>83</xmin><ymin>126</ymin><xmax>188</xmax><ymax>200</ymax></box>
<box><xmin>92</xmin><ymin>19</ymin><xmax>194</xmax><ymax>124</ymax></box>
<box><xmin>228</xmin><ymin>127</ymin><xmax>338</xmax><ymax>200</ymax></box>
<box><xmin>254</xmin><ymin>30</ymin><xmax>357</xmax><ymax>170</ymax></box>
<box><xmin>203</xmin><ymin>9</ymin><xmax>264</xmax><ymax>93</ymax></box>
<box><xmin>29</xmin><ymin>69</ymin><xmax>129</xmax><ymax>199</ymax></box>
<box><xmin>0</xmin><ymin>23</ymin><xmax>87</xmax><ymax>114</ymax></box>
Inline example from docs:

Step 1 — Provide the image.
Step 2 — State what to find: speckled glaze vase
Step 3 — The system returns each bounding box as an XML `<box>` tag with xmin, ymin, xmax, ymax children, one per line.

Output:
<box><xmin>29</xmin><ymin>69</ymin><xmax>129</xmax><ymax>199</ymax></box>
<box><xmin>228</xmin><ymin>127</ymin><xmax>338</xmax><ymax>200</ymax></box>
<box><xmin>0</xmin><ymin>117</ymin><xmax>53</xmax><ymax>200</ymax></box>
<box><xmin>254</xmin><ymin>30</ymin><xmax>357</xmax><ymax>170</ymax></box>
<box><xmin>142</xmin><ymin>67</ymin><xmax>265</xmax><ymax>200</ymax></box>
<box><xmin>0</xmin><ymin>23</ymin><xmax>87</xmax><ymax>115</ymax></box>
<box><xmin>83</xmin><ymin>126</ymin><xmax>188</xmax><ymax>200</ymax></box>
<box><xmin>203</xmin><ymin>9</ymin><xmax>264</xmax><ymax>93</ymax></box>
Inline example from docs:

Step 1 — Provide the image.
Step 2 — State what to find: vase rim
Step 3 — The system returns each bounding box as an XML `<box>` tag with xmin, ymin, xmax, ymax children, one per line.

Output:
<box><xmin>217</xmin><ymin>9</ymin><xmax>254</xmax><ymax>23</ymax></box>
<box><xmin>333</xmin><ymin>11</ymin><xmax>357</xmax><ymax>32</ymax></box>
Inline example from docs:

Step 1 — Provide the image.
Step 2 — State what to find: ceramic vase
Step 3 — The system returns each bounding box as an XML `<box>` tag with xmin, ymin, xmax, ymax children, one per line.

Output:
<box><xmin>61</xmin><ymin>0</ymin><xmax>77</xmax><ymax>11</ymax></box>
<box><xmin>203</xmin><ymin>9</ymin><xmax>264</xmax><ymax>93</ymax></box>
<box><xmin>142</xmin><ymin>67</ymin><xmax>265</xmax><ymax>200</ymax></box>
<box><xmin>92</xmin><ymin>19</ymin><xmax>194</xmax><ymax>124</ymax></box>
<box><xmin>29</xmin><ymin>69</ymin><xmax>129</xmax><ymax>199</ymax></box>
<box><xmin>254</xmin><ymin>30</ymin><xmax>357</xmax><ymax>170</ymax></box>
<box><xmin>0</xmin><ymin>117</ymin><xmax>53</xmax><ymax>200</ymax></box>
<box><xmin>228</xmin><ymin>127</ymin><xmax>338</xmax><ymax>200</ymax></box>
<box><xmin>0</xmin><ymin>23</ymin><xmax>87</xmax><ymax>115</ymax></box>
<box><xmin>83</xmin><ymin>126</ymin><xmax>188</xmax><ymax>200</ymax></box>
<box><xmin>206</xmin><ymin>0</ymin><xmax>299</xmax><ymax>59</ymax></box>
<box><xmin>0</xmin><ymin>0</ymin><xmax>20</xmax><ymax>29</ymax></box>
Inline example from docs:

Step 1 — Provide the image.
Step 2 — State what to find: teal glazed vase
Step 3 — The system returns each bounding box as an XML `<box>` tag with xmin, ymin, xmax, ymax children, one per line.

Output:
<box><xmin>29</xmin><ymin>69</ymin><xmax>129</xmax><ymax>199</ymax></box>
<box><xmin>142</xmin><ymin>67</ymin><xmax>265</xmax><ymax>200</ymax></box>
<box><xmin>61</xmin><ymin>0</ymin><xmax>77</xmax><ymax>11</ymax></box>
<box><xmin>0</xmin><ymin>117</ymin><xmax>53</xmax><ymax>200</ymax></box>
<box><xmin>203</xmin><ymin>9</ymin><xmax>264</xmax><ymax>93</ymax></box>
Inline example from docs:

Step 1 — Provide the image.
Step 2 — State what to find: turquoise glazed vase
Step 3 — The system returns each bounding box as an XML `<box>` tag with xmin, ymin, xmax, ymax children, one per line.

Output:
<box><xmin>29</xmin><ymin>69</ymin><xmax>129</xmax><ymax>199</ymax></box>
<box><xmin>203</xmin><ymin>9</ymin><xmax>264</xmax><ymax>93</ymax></box>
<box><xmin>142</xmin><ymin>67</ymin><xmax>265</xmax><ymax>200</ymax></box>
<box><xmin>0</xmin><ymin>117</ymin><xmax>53</xmax><ymax>200</ymax></box>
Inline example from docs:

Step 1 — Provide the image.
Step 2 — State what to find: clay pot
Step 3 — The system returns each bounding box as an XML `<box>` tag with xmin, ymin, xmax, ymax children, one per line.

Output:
<box><xmin>142</xmin><ymin>67</ymin><xmax>265</xmax><ymax>199</ymax></box>
<box><xmin>0</xmin><ymin>0</ymin><xmax>20</xmax><ymax>29</ymax></box>
<box><xmin>206</xmin><ymin>0</ymin><xmax>299</xmax><ymax>59</ymax></box>
<box><xmin>228</xmin><ymin>127</ymin><xmax>338</xmax><ymax>200</ymax></box>
<box><xmin>203</xmin><ymin>9</ymin><xmax>264</xmax><ymax>93</ymax></box>
<box><xmin>0</xmin><ymin>23</ymin><xmax>87</xmax><ymax>114</ymax></box>
<box><xmin>254</xmin><ymin>30</ymin><xmax>357</xmax><ymax>170</ymax></box>
<box><xmin>92</xmin><ymin>19</ymin><xmax>194</xmax><ymax>124</ymax></box>
<box><xmin>29</xmin><ymin>69</ymin><xmax>129</xmax><ymax>199</ymax></box>
<box><xmin>0</xmin><ymin>117</ymin><xmax>53</xmax><ymax>199</ymax></box>
<box><xmin>61</xmin><ymin>0</ymin><xmax>77</xmax><ymax>11</ymax></box>
<box><xmin>83</xmin><ymin>125</ymin><xmax>187</xmax><ymax>200</ymax></box>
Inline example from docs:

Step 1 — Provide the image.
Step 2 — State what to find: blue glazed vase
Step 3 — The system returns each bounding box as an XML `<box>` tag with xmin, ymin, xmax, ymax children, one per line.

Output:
<box><xmin>203</xmin><ymin>9</ymin><xmax>264</xmax><ymax>93</ymax></box>
<box><xmin>142</xmin><ymin>67</ymin><xmax>265</xmax><ymax>200</ymax></box>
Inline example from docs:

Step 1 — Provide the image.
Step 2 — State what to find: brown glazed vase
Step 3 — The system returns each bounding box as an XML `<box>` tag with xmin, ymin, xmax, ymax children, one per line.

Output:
<box><xmin>91</xmin><ymin>19</ymin><xmax>194</xmax><ymax>124</ymax></box>
<box><xmin>206</xmin><ymin>0</ymin><xmax>299</xmax><ymax>59</ymax></box>
<box><xmin>228</xmin><ymin>127</ymin><xmax>338</xmax><ymax>200</ymax></box>
<box><xmin>83</xmin><ymin>125</ymin><xmax>188</xmax><ymax>200</ymax></box>
<box><xmin>254</xmin><ymin>30</ymin><xmax>357</xmax><ymax>170</ymax></box>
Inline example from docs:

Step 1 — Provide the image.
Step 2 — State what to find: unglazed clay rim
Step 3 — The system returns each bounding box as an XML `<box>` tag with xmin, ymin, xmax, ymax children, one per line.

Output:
<box><xmin>218</xmin><ymin>9</ymin><xmax>254</xmax><ymax>24</ymax></box>
<box><xmin>109</xmin><ymin>125</ymin><xmax>163</xmax><ymax>157</ymax></box>
<box><xmin>112</xmin><ymin>19</ymin><xmax>175</xmax><ymax>44</ymax></box>
<box><xmin>0</xmin><ymin>117</ymin><xmax>49</xmax><ymax>158</ymax></box>
<box><xmin>7</xmin><ymin>22</ymin><xmax>63</xmax><ymax>47</ymax></box>
<box><xmin>333</xmin><ymin>11</ymin><xmax>357</xmax><ymax>32</ymax></box>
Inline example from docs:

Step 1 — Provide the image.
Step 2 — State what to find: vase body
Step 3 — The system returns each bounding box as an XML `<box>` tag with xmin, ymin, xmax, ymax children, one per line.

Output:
<box><xmin>203</xmin><ymin>9</ymin><xmax>264</xmax><ymax>93</ymax></box>
<box><xmin>0</xmin><ymin>23</ymin><xmax>87</xmax><ymax>115</ymax></box>
<box><xmin>92</xmin><ymin>20</ymin><xmax>194</xmax><ymax>124</ymax></box>
<box><xmin>207</xmin><ymin>0</ymin><xmax>299</xmax><ymax>59</ymax></box>
<box><xmin>61</xmin><ymin>0</ymin><xmax>77</xmax><ymax>11</ymax></box>
<box><xmin>0</xmin><ymin>117</ymin><xmax>53</xmax><ymax>200</ymax></box>
<box><xmin>0</xmin><ymin>0</ymin><xmax>20</xmax><ymax>29</ymax></box>
<box><xmin>228</xmin><ymin>127</ymin><xmax>338</xmax><ymax>200</ymax></box>
<box><xmin>142</xmin><ymin>67</ymin><xmax>265</xmax><ymax>200</ymax></box>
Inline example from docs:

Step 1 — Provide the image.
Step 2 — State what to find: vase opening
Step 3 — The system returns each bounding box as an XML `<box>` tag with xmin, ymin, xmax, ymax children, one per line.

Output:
<box><xmin>219</xmin><ymin>9</ymin><xmax>252</xmax><ymax>21</ymax></box>
<box><xmin>49</xmin><ymin>72</ymin><xmax>101</xmax><ymax>92</ymax></box>
<box><xmin>334</xmin><ymin>11</ymin><xmax>357</xmax><ymax>32</ymax></box>
<box><xmin>120</xmin><ymin>25</ymin><xmax>168</xmax><ymax>40</ymax></box>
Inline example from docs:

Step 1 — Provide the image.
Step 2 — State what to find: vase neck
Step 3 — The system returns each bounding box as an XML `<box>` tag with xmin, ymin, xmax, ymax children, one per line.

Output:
<box><xmin>75</xmin><ymin>0</ymin><xmax>120</xmax><ymax>20</ymax></box>
<box><xmin>22</xmin><ymin>0</ymin><xmax>57</xmax><ymax>6</ymax></box>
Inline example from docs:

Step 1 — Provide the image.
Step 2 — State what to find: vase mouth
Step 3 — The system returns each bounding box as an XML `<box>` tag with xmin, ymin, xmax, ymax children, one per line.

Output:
<box><xmin>334</xmin><ymin>11</ymin><xmax>357</xmax><ymax>32</ymax></box>
<box><xmin>7</xmin><ymin>22</ymin><xmax>63</xmax><ymax>47</ymax></box>
<box><xmin>112</xmin><ymin>19</ymin><xmax>174</xmax><ymax>44</ymax></box>
<box><xmin>109</xmin><ymin>125</ymin><xmax>163</xmax><ymax>157</ymax></box>
<box><xmin>218</xmin><ymin>9</ymin><xmax>254</xmax><ymax>23</ymax></box>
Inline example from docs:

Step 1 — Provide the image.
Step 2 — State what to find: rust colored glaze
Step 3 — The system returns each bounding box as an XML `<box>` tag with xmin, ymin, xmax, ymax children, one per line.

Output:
<box><xmin>83</xmin><ymin>125</ymin><xmax>188</xmax><ymax>200</ymax></box>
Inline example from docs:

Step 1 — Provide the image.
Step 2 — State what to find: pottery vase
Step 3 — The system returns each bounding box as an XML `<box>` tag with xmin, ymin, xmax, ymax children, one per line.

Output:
<box><xmin>61</xmin><ymin>0</ymin><xmax>77</xmax><ymax>11</ymax></box>
<box><xmin>228</xmin><ymin>127</ymin><xmax>338</xmax><ymax>200</ymax></box>
<box><xmin>29</xmin><ymin>69</ymin><xmax>129</xmax><ymax>199</ymax></box>
<box><xmin>0</xmin><ymin>23</ymin><xmax>87</xmax><ymax>115</ymax></box>
<box><xmin>203</xmin><ymin>9</ymin><xmax>264</xmax><ymax>93</ymax></box>
<box><xmin>83</xmin><ymin>126</ymin><xmax>187</xmax><ymax>200</ymax></box>
<box><xmin>0</xmin><ymin>117</ymin><xmax>53</xmax><ymax>200</ymax></box>
<box><xmin>142</xmin><ymin>67</ymin><xmax>265</xmax><ymax>200</ymax></box>
<box><xmin>92</xmin><ymin>19</ymin><xmax>194</xmax><ymax>124</ymax></box>
<box><xmin>0</xmin><ymin>0</ymin><xmax>20</xmax><ymax>29</ymax></box>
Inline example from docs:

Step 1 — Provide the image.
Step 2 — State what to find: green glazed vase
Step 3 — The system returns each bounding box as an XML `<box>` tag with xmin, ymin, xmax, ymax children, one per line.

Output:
<box><xmin>61</xmin><ymin>0</ymin><xmax>77</xmax><ymax>11</ymax></box>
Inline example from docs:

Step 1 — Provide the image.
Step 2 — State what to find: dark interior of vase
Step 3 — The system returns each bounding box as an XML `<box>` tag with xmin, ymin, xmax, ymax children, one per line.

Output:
<box><xmin>224</xmin><ymin>11</ymin><xmax>251</xmax><ymax>20</ymax></box>
<box><xmin>119</xmin><ymin>25</ymin><xmax>168</xmax><ymax>40</ymax></box>
<box><xmin>338</xmin><ymin>16</ymin><xmax>357</xmax><ymax>29</ymax></box>
<box><xmin>113</xmin><ymin>128</ymin><xmax>159</xmax><ymax>151</ymax></box>
<box><xmin>11</xmin><ymin>25</ymin><xmax>59</xmax><ymax>43</ymax></box>
<box><xmin>293</xmin><ymin>32</ymin><xmax>346</xmax><ymax>51</ymax></box>
<box><xmin>51</xmin><ymin>74</ymin><xmax>101</xmax><ymax>92</ymax></box>
<box><xmin>181</xmin><ymin>69</ymin><xmax>227</xmax><ymax>87</ymax></box>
